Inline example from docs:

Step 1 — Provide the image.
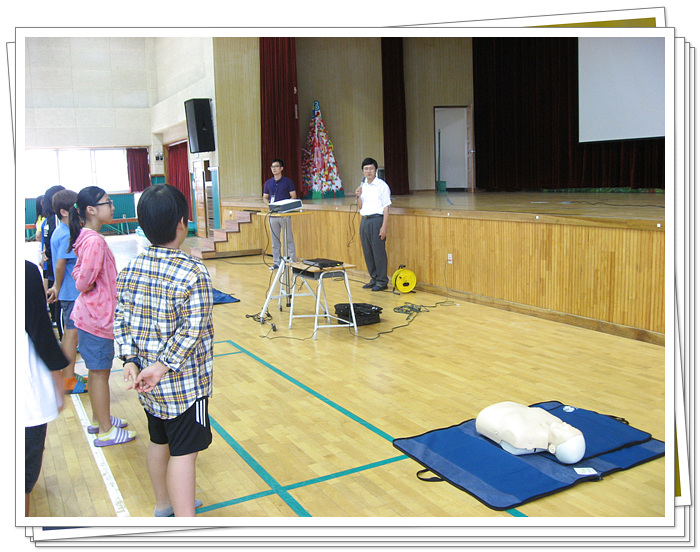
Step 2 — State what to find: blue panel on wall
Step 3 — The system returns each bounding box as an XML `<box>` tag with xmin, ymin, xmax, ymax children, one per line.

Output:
<box><xmin>210</xmin><ymin>167</ymin><xmax>220</xmax><ymax>230</ymax></box>
<box><xmin>104</xmin><ymin>193</ymin><xmax>137</xmax><ymax>233</ymax></box>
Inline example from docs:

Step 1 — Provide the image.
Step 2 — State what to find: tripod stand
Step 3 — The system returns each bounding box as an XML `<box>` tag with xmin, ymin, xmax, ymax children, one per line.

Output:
<box><xmin>258</xmin><ymin>212</ymin><xmax>304</xmax><ymax>326</ymax></box>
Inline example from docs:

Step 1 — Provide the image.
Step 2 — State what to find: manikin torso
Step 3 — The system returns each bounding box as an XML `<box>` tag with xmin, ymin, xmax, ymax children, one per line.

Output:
<box><xmin>475</xmin><ymin>401</ymin><xmax>586</xmax><ymax>464</ymax></box>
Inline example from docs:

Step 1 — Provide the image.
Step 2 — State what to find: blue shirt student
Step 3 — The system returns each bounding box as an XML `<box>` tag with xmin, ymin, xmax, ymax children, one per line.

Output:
<box><xmin>50</xmin><ymin>222</ymin><xmax>79</xmax><ymax>302</ymax></box>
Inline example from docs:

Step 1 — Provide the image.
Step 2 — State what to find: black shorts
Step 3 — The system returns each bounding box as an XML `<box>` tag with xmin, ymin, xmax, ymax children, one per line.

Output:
<box><xmin>146</xmin><ymin>398</ymin><xmax>212</xmax><ymax>457</ymax></box>
<box><xmin>25</xmin><ymin>424</ymin><xmax>48</xmax><ymax>493</ymax></box>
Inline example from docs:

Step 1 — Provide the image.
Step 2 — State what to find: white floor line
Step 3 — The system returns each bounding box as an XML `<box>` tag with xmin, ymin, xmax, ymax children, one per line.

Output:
<box><xmin>70</xmin><ymin>394</ymin><xmax>130</xmax><ymax>517</ymax></box>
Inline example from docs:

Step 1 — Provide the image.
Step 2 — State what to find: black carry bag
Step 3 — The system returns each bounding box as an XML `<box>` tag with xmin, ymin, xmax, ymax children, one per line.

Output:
<box><xmin>334</xmin><ymin>303</ymin><xmax>382</xmax><ymax>326</ymax></box>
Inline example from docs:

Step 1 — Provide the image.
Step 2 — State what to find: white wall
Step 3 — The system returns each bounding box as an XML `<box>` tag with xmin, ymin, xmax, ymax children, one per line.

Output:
<box><xmin>148</xmin><ymin>37</ymin><xmax>218</xmax><ymax>169</ymax></box>
<box><xmin>25</xmin><ymin>37</ymin><xmax>152</xmax><ymax>149</ymax></box>
<box><xmin>24</xmin><ymin>36</ymin><xmax>218</xmax><ymax>174</ymax></box>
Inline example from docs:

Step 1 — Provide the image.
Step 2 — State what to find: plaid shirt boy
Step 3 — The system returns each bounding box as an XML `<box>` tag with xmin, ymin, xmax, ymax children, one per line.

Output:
<box><xmin>114</xmin><ymin>245</ymin><xmax>214</xmax><ymax>419</ymax></box>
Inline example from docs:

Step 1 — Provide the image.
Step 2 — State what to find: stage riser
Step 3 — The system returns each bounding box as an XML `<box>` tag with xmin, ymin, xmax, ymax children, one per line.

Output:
<box><xmin>222</xmin><ymin>204</ymin><xmax>665</xmax><ymax>339</ymax></box>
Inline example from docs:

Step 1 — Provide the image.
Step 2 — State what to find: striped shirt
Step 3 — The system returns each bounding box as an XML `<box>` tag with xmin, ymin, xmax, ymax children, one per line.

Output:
<box><xmin>114</xmin><ymin>245</ymin><xmax>214</xmax><ymax>419</ymax></box>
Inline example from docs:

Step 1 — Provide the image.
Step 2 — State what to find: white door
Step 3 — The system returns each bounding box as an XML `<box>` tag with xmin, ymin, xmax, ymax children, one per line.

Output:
<box><xmin>434</xmin><ymin>106</ymin><xmax>474</xmax><ymax>191</ymax></box>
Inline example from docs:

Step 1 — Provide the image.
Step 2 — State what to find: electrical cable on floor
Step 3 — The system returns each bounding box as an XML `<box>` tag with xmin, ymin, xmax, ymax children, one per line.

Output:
<box><xmin>245</xmin><ymin>310</ymin><xmax>273</xmax><ymax>324</ymax></box>
<box><xmin>350</xmin><ymin>299</ymin><xmax>455</xmax><ymax>341</ymax></box>
<box><xmin>348</xmin><ymin>260</ymin><xmax>457</xmax><ymax>339</ymax></box>
<box><xmin>261</xmin><ymin>329</ymin><xmax>316</xmax><ymax>342</ymax></box>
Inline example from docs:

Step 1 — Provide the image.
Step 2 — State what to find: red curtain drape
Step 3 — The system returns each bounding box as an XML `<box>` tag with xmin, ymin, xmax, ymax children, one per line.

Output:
<box><xmin>381</xmin><ymin>38</ymin><xmax>410</xmax><ymax>195</ymax></box>
<box><xmin>167</xmin><ymin>142</ymin><xmax>193</xmax><ymax>219</ymax></box>
<box><xmin>472</xmin><ymin>37</ymin><xmax>665</xmax><ymax>190</ymax></box>
<box><xmin>259</xmin><ymin>38</ymin><xmax>301</xmax><ymax>195</ymax></box>
<box><xmin>126</xmin><ymin>148</ymin><xmax>151</xmax><ymax>192</ymax></box>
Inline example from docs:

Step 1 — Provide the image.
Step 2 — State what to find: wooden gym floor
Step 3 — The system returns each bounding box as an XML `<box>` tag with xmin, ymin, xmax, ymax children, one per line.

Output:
<box><xmin>22</xmin><ymin>193</ymin><xmax>668</xmax><ymax>520</ymax></box>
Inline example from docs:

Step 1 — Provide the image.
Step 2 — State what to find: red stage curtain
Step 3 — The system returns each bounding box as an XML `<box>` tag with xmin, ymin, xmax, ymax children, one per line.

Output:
<box><xmin>381</xmin><ymin>38</ymin><xmax>410</xmax><ymax>195</ymax></box>
<box><xmin>259</xmin><ymin>38</ymin><xmax>301</xmax><ymax>195</ymax></box>
<box><xmin>472</xmin><ymin>37</ymin><xmax>665</xmax><ymax>190</ymax></box>
<box><xmin>167</xmin><ymin>142</ymin><xmax>193</xmax><ymax>219</ymax></box>
<box><xmin>126</xmin><ymin>148</ymin><xmax>151</xmax><ymax>192</ymax></box>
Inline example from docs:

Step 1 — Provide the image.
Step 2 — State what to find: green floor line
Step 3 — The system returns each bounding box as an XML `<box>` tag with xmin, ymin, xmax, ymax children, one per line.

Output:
<box><xmin>212</xmin><ymin>351</ymin><xmax>244</xmax><ymax>358</ymax></box>
<box><xmin>195</xmin><ymin>489</ymin><xmax>277</xmax><ymax>513</ymax></box>
<box><xmin>210</xmin><ymin>416</ymin><xmax>311</xmax><ymax>517</ymax></box>
<box><xmin>224</xmin><ymin>340</ymin><xmax>395</xmax><ymax>443</ymax></box>
<box><xmin>282</xmin><ymin>455</ymin><xmax>407</xmax><ymax>492</ymax></box>
<box><xmin>195</xmin><ymin>454</ymin><xmax>407</xmax><ymax>515</ymax></box>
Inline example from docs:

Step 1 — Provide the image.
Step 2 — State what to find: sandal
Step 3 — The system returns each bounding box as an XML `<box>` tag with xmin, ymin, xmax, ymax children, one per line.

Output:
<box><xmin>93</xmin><ymin>426</ymin><xmax>135</xmax><ymax>447</ymax></box>
<box><xmin>64</xmin><ymin>377</ymin><xmax>87</xmax><ymax>395</ymax></box>
<box><xmin>88</xmin><ymin>416</ymin><xmax>128</xmax><ymax>434</ymax></box>
<box><xmin>154</xmin><ymin>499</ymin><xmax>203</xmax><ymax>517</ymax></box>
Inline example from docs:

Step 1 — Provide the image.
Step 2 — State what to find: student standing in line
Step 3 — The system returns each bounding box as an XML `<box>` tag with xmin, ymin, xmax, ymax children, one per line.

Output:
<box><xmin>46</xmin><ymin>189</ymin><xmax>87</xmax><ymax>395</ymax></box>
<box><xmin>355</xmin><ymin>157</ymin><xmax>391</xmax><ymax>291</ymax></box>
<box><xmin>41</xmin><ymin>185</ymin><xmax>66</xmax><ymax>334</ymax></box>
<box><xmin>115</xmin><ymin>184</ymin><xmax>214</xmax><ymax>517</ymax></box>
<box><xmin>33</xmin><ymin>195</ymin><xmax>45</xmax><ymax>242</ymax></box>
<box><xmin>25</xmin><ymin>260</ymin><xmax>67</xmax><ymax>516</ymax></box>
<box><xmin>69</xmin><ymin>186</ymin><xmax>134</xmax><ymax>447</ymax></box>
<box><xmin>262</xmin><ymin>158</ymin><xmax>297</xmax><ymax>269</ymax></box>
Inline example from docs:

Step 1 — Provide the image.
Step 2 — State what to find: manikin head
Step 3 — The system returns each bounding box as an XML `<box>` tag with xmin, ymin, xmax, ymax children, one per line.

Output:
<box><xmin>547</xmin><ymin>421</ymin><xmax>586</xmax><ymax>464</ymax></box>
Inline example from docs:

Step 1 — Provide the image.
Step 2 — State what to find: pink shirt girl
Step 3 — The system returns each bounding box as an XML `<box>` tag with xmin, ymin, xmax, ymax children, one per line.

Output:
<box><xmin>71</xmin><ymin>228</ymin><xmax>117</xmax><ymax>339</ymax></box>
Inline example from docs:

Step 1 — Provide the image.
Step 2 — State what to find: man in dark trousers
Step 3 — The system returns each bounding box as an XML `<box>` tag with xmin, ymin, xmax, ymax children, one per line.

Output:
<box><xmin>355</xmin><ymin>157</ymin><xmax>391</xmax><ymax>291</ymax></box>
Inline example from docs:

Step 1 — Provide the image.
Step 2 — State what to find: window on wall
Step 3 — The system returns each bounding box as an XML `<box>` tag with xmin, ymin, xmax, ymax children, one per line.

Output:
<box><xmin>25</xmin><ymin>148</ymin><xmax>130</xmax><ymax>198</ymax></box>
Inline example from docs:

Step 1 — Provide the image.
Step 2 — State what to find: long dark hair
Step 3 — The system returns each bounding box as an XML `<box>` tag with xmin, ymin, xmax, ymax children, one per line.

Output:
<box><xmin>68</xmin><ymin>186</ymin><xmax>106</xmax><ymax>251</ymax></box>
<box><xmin>34</xmin><ymin>195</ymin><xmax>45</xmax><ymax>222</ymax></box>
<box><xmin>42</xmin><ymin>185</ymin><xmax>65</xmax><ymax>217</ymax></box>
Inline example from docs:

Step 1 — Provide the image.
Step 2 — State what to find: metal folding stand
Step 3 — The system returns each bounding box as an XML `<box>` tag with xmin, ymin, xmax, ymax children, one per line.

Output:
<box><xmin>288</xmin><ymin>262</ymin><xmax>358</xmax><ymax>340</ymax></box>
<box><xmin>258</xmin><ymin>214</ymin><xmax>295</xmax><ymax>325</ymax></box>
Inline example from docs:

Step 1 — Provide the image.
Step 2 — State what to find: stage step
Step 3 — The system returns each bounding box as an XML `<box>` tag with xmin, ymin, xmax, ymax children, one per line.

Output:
<box><xmin>189</xmin><ymin>210</ymin><xmax>263</xmax><ymax>260</ymax></box>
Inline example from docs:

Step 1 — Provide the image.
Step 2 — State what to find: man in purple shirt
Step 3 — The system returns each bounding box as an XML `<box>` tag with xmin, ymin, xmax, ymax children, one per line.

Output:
<box><xmin>262</xmin><ymin>158</ymin><xmax>297</xmax><ymax>269</ymax></box>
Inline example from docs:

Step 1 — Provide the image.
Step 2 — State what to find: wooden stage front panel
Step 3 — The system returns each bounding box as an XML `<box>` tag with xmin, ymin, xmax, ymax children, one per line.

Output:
<box><xmin>221</xmin><ymin>192</ymin><xmax>665</xmax><ymax>343</ymax></box>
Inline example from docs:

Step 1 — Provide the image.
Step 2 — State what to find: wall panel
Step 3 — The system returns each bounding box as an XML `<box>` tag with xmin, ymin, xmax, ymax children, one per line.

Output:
<box><xmin>403</xmin><ymin>37</ymin><xmax>474</xmax><ymax>190</ymax></box>
<box><xmin>296</xmin><ymin>37</ymin><xmax>384</xmax><ymax>190</ymax></box>
<box><xmin>212</xmin><ymin>38</ymin><xmax>261</xmax><ymax>197</ymax></box>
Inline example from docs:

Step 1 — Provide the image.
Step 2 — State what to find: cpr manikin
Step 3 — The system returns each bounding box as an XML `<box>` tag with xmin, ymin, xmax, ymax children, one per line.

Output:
<box><xmin>475</xmin><ymin>401</ymin><xmax>586</xmax><ymax>464</ymax></box>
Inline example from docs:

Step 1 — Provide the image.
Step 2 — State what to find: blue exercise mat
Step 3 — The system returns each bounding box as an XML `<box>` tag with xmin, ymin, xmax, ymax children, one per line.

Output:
<box><xmin>213</xmin><ymin>289</ymin><xmax>239</xmax><ymax>304</ymax></box>
<box><xmin>392</xmin><ymin>401</ymin><xmax>664</xmax><ymax>511</ymax></box>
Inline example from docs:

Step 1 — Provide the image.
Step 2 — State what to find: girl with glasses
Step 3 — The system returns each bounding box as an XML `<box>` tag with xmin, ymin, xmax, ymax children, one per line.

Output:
<box><xmin>68</xmin><ymin>186</ymin><xmax>135</xmax><ymax>447</ymax></box>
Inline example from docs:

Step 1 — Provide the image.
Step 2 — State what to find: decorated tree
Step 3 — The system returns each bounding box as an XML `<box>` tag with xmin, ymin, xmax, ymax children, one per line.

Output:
<box><xmin>301</xmin><ymin>101</ymin><xmax>344</xmax><ymax>198</ymax></box>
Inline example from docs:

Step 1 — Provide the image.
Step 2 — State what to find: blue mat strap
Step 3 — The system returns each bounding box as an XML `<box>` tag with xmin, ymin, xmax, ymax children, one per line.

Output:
<box><xmin>417</xmin><ymin>468</ymin><xmax>444</xmax><ymax>482</ymax></box>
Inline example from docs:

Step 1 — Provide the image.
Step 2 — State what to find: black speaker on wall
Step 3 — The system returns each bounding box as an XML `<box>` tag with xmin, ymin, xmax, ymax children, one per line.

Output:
<box><xmin>184</xmin><ymin>98</ymin><xmax>216</xmax><ymax>153</ymax></box>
